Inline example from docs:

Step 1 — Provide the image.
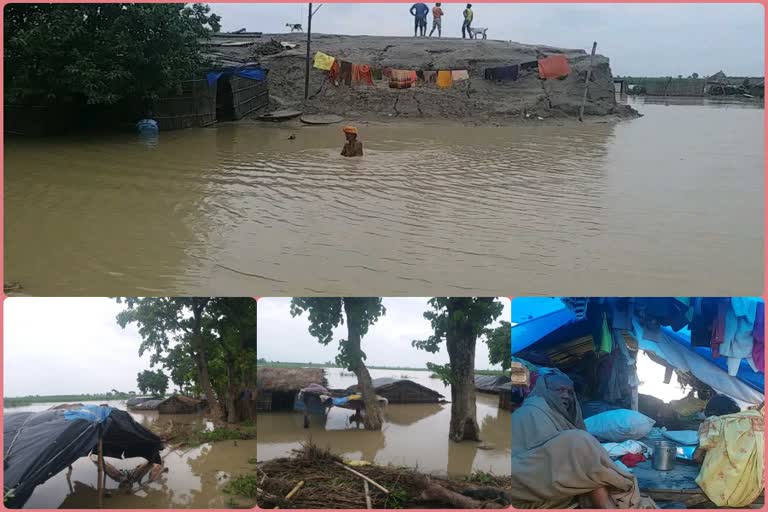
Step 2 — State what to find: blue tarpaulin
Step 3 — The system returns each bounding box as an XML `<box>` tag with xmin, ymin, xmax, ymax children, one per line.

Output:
<box><xmin>63</xmin><ymin>405</ymin><xmax>113</xmax><ymax>423</ymax></box>
<box><xmin>206</xmin><ymin>67</ymin><xmax>267</xmax><ymax>87</ymax></box>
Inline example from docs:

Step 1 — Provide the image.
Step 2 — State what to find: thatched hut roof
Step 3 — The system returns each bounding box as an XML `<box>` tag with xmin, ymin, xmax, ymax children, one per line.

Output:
<box><xmin>256</xmin><ymin>367</ymin><xmax>327</xmax><ymax>392</ymax></box>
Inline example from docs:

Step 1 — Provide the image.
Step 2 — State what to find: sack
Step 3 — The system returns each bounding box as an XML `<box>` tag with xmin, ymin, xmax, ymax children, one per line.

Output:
<box><xmin>586</xmin><ymin>409</ymin><xmax>656</xmax><ymax>442</ymax></box>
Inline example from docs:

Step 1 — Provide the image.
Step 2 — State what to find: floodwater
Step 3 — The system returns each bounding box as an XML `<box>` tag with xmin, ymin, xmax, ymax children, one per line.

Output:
<box><xmin>4</xmin><ymin>400</ymin><xmax>255</xmax><ymax>509</ymax></box>
<box><xmin>5</xmin><ymin>97</ymin><xmax>762</xmax><ymax>295</ymax></box>
<box><xmin>255</xmin><ymin>368</ymin><xmax>511</xmax><ymax>477</ymax></box>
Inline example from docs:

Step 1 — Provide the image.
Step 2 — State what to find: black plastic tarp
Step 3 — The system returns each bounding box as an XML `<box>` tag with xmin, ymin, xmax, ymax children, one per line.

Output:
<box><xmin>4</xmin><ymin>406</ymin><xmax>164</xmax><ymax>508</ymax></box>
<box><xmin>474</xmin><ymin>375</ymin><xmax>512</xmax><ymax>393</ymax></box>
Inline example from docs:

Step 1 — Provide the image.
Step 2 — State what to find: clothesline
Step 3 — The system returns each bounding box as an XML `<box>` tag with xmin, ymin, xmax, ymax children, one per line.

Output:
<box><xmin>312</xmin><ymin>50</ymin><xmax>573</xmax><ymax>89</ymax></box>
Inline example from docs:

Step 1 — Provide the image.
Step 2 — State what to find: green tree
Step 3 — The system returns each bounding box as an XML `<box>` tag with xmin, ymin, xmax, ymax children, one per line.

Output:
<box><xmin>413</xmin><ymin>298</ymin><xmax>504</xmax><ymax>442</ymax></box>
<box><xmin>5</xmin><ymin>4</ymin><xmax>220</xmax><ymax>106</ymax></box>
<box><xmin>290</xmin><ymin>298</ymin><xmax>386</xmax><ymax>430</ymax></box>
<box><xmin>137</xmin><ymin>369</ymin><xmax>169</xmax><ymax>397</ymax></box>
<box><xmin>484</xmin><ymin>321</ymin><xmax>511</xmax><ymax>371</ymax></box>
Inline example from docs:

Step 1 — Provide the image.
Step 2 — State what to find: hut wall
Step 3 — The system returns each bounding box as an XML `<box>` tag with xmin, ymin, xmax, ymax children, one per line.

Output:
<box><xmin>154</xmin><ymin>79</ymin><xmax>217</xmax><ymax>131</ymax></box>
<box><xmin>256</xmin><ymin>390</ymin><xmax>273</xmax><ymax>412</ymax></box>
<box><xmin>230</xmin><ymin>76</ymin><xmax>269</xmax><ymax>119</ymax></box>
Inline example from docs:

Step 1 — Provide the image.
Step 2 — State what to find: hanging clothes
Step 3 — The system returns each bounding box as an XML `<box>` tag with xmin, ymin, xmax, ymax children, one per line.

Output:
<box><xmin>328</xmin><ymin>60</ymin><xmax>341</xmax><ymax>85</ymax></box>
<box><xmin>721</xmin><ymin>298</ymin><xmax>758</xmax><ymax>376</ymax></box>
<box><xmin>382</xmin><ymin>67</ymin><xmax>393</xmax><ymax>79</ymax></box>
<box><xmin>752</xmin><ymin>302</ymin><xmax>764</xmax><ymax>372</ymax></box>
<box><xmin>389</xmin><ymin>69</ymin><xmax>416</xmax><ymax>89</ymax></box>
<box><xmin>538</xmin><ymin>55</ymin><xmax>572</xmax><ymax>79</ymax></box>
<box><xmin>711</xmin><ymin>299</ymin><xmax>728</xmax><ymax>358</ymax></box>
<box><xmin>451</xmin><ymin>70</ymin><xmax>470</xmax><ymax>82</ymax></box>
<box><xmin>352</xmin><ymin>64</ymin><xmax>374</xmax><ymax>85</ymax></box>
<box><xmin>371</xmin><ymin>67</ymin><xmax>383</xmax><ymax>81</ymax></box>
<box><xmin>313</xmin><ymin>51</ymin><xmax>335</xmax><ymax>71</ymax></box>
<box><xmin>422</xmin><ymin>70</ymin><xmax>437</xmax><ymax>83</ymax></box>
<box><xmin>436</xmin><ymin>70</ymin><xmax>453</xmax><ymax>89</ymax></box>
<box><xmin>339</xmin><ymin>60</ymin><xmax>353</xmax><ymax>86</ymax></box>
<box><xmin>599</xmin><ymin>313</ymin><xmax>613</xmax><ymax>355</ymax></box>
<box><xmin>484</xmin><ymin>65</ymin><xmax>520</xmax><ymax>81</ymax></box>
<box><xmin>690</xmin><ymin>298</ymin><xmax>722</xmax><ymax>347</ymax></box>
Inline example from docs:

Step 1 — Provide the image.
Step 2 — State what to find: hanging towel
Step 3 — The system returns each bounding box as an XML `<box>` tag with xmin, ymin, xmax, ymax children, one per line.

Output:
<box><xmin>352</xmin><ymin>64</ymin><xmax>374</xmax><ymax>85</ymax></box>
<box><xmin>599</xmin><ymin>313</ymin><xmax>613</xmax><ymax>354</ymax></box>
<box><xmin>313</xmin><ymin>51</ymin><xmax>335</xmax><ymax>71</ymax></box>
<box><xmin>752</xmin><ymin>302</ymin><xmax>764</xmax><ymax>372</ymax></box>
<box><xmin>328</xmin><ymin>60</ymin><xmax>341</xmax><ymax>85</ymax></box>
<box><xmin>371</xmin><ymin>67</ymin><xmax>383</xmax><ymax>81</ymax></box>
<box><xmin>436</xmin><ymin>70</ymin><xmax>453</xmax><ymax>89</ymax></box>
<box><xmin>485</xmin><ymin>65</ymin><xmax>520</xmax><ymax>81</ymax></box>
<box><xmin>538</xmin><ymin>55</ymin><xmax>572</xmax><ymax>79</ymax></box>
<box><xmin>340</xmin><ymin>60</ymin><xmax>353</xmax><ymax>86</ymax></box>
<box><xmin>422</xmin><ymin>70</ymin><xmax>437</xmax><ymax>83</ymax></box>
<box><xmin>451</xmin><ymin>70</ymin><xmax>470</xmax><ymax>82</ymax></box>
<box><xmin>389</xmin><ymin>69</ymin><xmax>416</xmax><ymax>89</ymax></box>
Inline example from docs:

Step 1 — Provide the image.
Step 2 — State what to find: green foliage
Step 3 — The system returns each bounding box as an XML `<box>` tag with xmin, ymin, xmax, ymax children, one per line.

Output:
<box><xmin>4</xmin><ymin>4</ymin><xmax>220</xmax><ymax>106</ymax></box>
<box><xmin>190</xmin><ymin>427</ymin><xmax>256</xmax><ymax>445</ymax></box>
<box><xmin>464</xmin><ymin>470</ymin><xmax>497</xmax><ymax>485</ymax></box>
<box><xmin>484</xmin><ymin>321</ymin><xmax>511</xmax><ymax>371</ymax></box>
<box><xmin>223</xmin><ymin>474</ymin><xmax>259</xmax><ymax>498</ymax></box>
<box><xmin>136</xmin><ymin>369</ymin><xmax>169</xmax><ymax>397</ymax></box>
<box><xmin>385</xmin><ymin>487</ymin><xmax>409</xmax><ymax>509</ymax></box>
<box><xmin>289</xmin><ymin>298</ymin><xmax>385</xmax><ymax>369</ymax></box>
<box><xmin>426</xmin><ymin>362</ymin><xmax>453</xmax><ymax>385</ymax></box>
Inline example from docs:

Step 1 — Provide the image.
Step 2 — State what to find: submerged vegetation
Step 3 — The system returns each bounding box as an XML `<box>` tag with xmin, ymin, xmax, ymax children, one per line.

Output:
<box><xmin>4</xmin><ymin>392</ymin><xmax>138</xmax><ymax>408</ymax></box>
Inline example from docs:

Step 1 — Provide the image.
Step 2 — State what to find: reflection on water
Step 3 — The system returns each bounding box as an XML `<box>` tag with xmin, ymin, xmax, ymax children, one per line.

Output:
<box><xmin>256</xmin><ymin>369</ymin><xmax>511</xmax><ymax>477</ymax></box>
<box><xmin>5</xmin><ymin>98</ymin><xmax>762</xmax><ymax>295</ymax></box>
<box><xmin>4</xmin><ymin>400</ymin><xmax>254</xmax><ymax>509</ymax></box>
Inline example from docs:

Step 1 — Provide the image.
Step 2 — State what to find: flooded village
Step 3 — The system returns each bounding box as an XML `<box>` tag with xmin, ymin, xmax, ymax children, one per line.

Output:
<box><xmin>3</xmin><ymin>298</ymin><xmax>258</xmax><ymax>509</ymax></box>
<box><xmin>255</xmin><ymin>297</ymin><xmax>513</xmax><ymax>508</ymax></box>
<box><xmin>4</xmin><ymin>4</ymin><xmax>763</xmax><ymax>297</ymax></box>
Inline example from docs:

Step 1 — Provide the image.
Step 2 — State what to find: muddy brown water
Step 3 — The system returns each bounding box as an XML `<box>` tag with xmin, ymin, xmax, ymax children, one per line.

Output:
<box><xmin>4</xmin><ymin>401</ymin><xmax>254</xmax><ymax>509</ymax></box>
<box><xmin>5</xmin><ymin>97</ymin><xmax>762</xmax><ymax>295</ymax></box>
<box><xmin>256</xmin><ymin>368</ymin><xmax>511</xmax><ymax>477</ymax></box>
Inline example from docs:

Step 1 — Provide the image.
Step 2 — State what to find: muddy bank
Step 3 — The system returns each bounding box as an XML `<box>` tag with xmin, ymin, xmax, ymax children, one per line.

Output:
<box><xmin>215</xmin><ymin>33</ymin><xmax>636</xmax><ymax>122</ymax></box>
<box><xmin>256</xmin><ymin>444</ymin><xmax>512</xmax><ymax>509</ymax></box>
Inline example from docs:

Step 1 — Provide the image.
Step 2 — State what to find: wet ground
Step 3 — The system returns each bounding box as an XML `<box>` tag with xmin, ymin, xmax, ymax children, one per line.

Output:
<box><xmin>255</xmin><ymin>368</ymin><xmax>511</xmax><ymax>477</ymax></box>
<box><xmin>4</xmin><ymin>401</ymin><xmax>255</xmax><ymax>509</ymax></box>
<box><xmin>5</xmin><ymin>97</ymin><xmax>762</xmax><ymax>296</ymax></box>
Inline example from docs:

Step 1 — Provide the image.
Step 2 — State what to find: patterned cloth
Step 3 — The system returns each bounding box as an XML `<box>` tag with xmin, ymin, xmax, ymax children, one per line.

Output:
<box><xmin>695</xmin><ymin>409</ymin><xmax>764</xmax><ymax>507</ymax></box>
<box><xmin>313</xmin><ymin>51</ymin><xmax>335</xmax><ymax>71</ymax></box>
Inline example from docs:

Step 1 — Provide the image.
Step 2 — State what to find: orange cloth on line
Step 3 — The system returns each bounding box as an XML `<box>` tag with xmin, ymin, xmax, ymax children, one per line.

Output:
<box><xmin>342</xmin><ymin>126</ymin><xmax>358</xmax><ymax>135</ymax></box>
<box><xmin>436</xmin><ymin>70</ymin><xmax>453</xmax><ymax>89</ymax></box>
<box><xmin>328</xmin><ymin>60</ymin><xmax>341</xmax><ymax>85</ymax></box>
<box><xmin>352</xmin><ymin>64</ymin><xmax>374</xmax><ymax>85</ymax></box>
<box><xmin>538</xmin><ymin>55</ymin><xmax>572</xmax><ymax>79</ymax></box>
<box><xmin>389</xmin><ymin>69</ymin><xmax>416</xmax><ymax>89</ymax></box>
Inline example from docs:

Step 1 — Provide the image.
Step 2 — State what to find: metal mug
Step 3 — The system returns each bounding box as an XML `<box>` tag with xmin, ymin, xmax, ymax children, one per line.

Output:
<box><xmin>652</xmin><ymin>440</ymin><xmax>677</xmax><ymax>471</ymax></box>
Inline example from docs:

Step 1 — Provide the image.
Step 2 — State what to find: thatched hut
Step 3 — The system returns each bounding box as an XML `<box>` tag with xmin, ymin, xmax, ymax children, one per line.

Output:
<box><xmin>474</xmin><ymin>375</ymin><xmax>511</xmax><ymax>394</ymax></box>
<box><xmin>256</xmin><ymin>367</ymin><xmax>327</xmax><ymax>412</ymax></box>
<box><xmin>345</xmin><ymin>378</ymin><xmax>444</xmax><ymax>403</ymax></box>
<box><xmin>130</xmin><ymin>399</ymin><xmax>163</xmax><ymax>411</ymax></box>
<box><xmin>157</xmin><ymin>395</ymin><xmax>205</xmax><ymax>414</ymax></box>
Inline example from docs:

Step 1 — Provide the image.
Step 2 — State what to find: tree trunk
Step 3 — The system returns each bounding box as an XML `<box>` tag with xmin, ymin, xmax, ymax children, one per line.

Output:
<box><xmin>446</xmin><ymin>310</ymin><xmax>480</xmax><ymax>442</ymax></box>
<box><xmin>344</xmin><ymin>301</ymin><xmax>383</xmax><ymax>431</ymax></box>
<box><xmin>191</xmin><ymin>302</ymin><xmax>225</xmax><ymax>423</ymax></box>
<box><xmin>225</xmin><ymin>359</ymin><xmax>239</xmax><ymax>423</ymax></box>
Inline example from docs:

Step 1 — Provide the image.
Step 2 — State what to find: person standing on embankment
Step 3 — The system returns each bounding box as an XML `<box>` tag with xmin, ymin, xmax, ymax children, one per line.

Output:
<box><xmin>410</xmin><ymin>2</ymin><xmax>429</xmax><ymax>37</ymax></box>
<box><xmin>462</xmin><ymin>4</ymin><xmax>474</xmax><ymax>39</ymax></box>
<box><xmin>429</xmin><ymin>3</ymin><xmax>444</xmax><ymax>38</ymax></box>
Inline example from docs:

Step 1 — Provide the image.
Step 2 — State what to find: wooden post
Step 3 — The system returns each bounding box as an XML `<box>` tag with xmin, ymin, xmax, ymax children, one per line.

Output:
<box><xmin>97</xmin><ymin>437</ymin><xmax>104</xmax><ymax>508</ymax></box>
<box><xmin>303</xmin><ymin>3</ymin><xmax>312</xmax><ymax>102</ymax></box>
<box><xmin>578</xmin><ymin>41</ymin><xmax>597</xmax><ymax>122</ymax></box>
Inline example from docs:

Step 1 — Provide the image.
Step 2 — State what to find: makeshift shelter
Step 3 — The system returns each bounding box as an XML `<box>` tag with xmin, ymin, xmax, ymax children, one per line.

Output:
<box><xmin>126</xmin><ymin>397</ymin><xmax>155</xmax><ymax>408</ymax></box>
<box><xmin>511</xmin><ymin>297</ymin><xmax>765</xmax><ymax>507</ymax></box>
<box><xmin>345</xmin><ymin>378</ymin><xmax>444</xmax><ymax>403</ymax></box>
<box><xmin>4</xmin><ymin>406</ymin><xmax>163</xmax><ymax>508</ymax></box>
<box><xmin>474</xmin><ymin>375</ymin><xmax>511</xmax><ymax>394</ymax></box>
<box><xmin>256</xmin><ymin>367</ymin><xmax>327</xmax><ymax>412</ymax></box>
<box><xmin>129</xmin><ymin>399</ymin><xmax>163</xmax><ymax>411</ymax></box>
<box><xmin>157</xmin><ymin>395</ymin><xmax>205</xmax><ymax>414</ymax></box>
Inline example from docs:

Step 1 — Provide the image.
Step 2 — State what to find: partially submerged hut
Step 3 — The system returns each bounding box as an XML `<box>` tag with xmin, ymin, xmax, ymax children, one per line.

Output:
<box><xmin>157</xmin><ymin>395</ymin><xmax>205</xmax><ymax>414</ymax></box>
<box><xmin>474</xmin><ymin>375</ymin><xmax>511</xmax><ymax>394</ymax></box>
<box><xmin>126</xmin><ymin>397</ymin><xmax>155</xmax><ymax>408</ymax></box>
<box><xmin>345</xmin><ymin>378</ymin><xmax>444</xmax><ymax>403</ymax></box>
<box><xmin>129</xmin><ymin>399</ymin><xmax>163</xmax><ymax>411</ymax></box>
<box><xmin>256</xmin><ymin>367</ymin><xmax>327</xmax><ymax>412</ymax></box>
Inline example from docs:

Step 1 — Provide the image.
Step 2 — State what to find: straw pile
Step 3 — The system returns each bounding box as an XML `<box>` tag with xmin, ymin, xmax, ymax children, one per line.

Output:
<box><xmin>255</xmin><ymin>444</ymin><xmax>511</xmax><ymax>509</ymax></box>
<box><xmin>256</xmin><ymin>367</ymin><xmax>328</xmax><ymax>391</ymax></box>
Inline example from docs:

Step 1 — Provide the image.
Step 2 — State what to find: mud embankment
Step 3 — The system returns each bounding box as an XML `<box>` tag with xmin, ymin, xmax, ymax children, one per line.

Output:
<box><xmin>242</xmin><ymin>33</ymin><xmax>636</xmax><ymax>122</ymax></box>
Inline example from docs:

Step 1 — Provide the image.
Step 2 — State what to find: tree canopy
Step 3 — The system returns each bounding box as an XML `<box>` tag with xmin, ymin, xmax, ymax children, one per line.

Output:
<box><xmin>137</xmin><ymin>369</ymin><xmax>169</xmax><ymax>397</ymax></box>
<box><xmin>4</xmin><ymin>4</ymin><xmax>220</xmax><ymax>106</ymax></box>
<box><xmin>484</xmin><ymin>320</ymin><xmax>512</xmax><ymax>371</ymax></box>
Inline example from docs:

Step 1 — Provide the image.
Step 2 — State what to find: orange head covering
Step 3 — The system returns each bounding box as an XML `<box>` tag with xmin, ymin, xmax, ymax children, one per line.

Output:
<box><xmin>342</xmin><ymin>126</ymin><xmax>358</xmax><ymax>135</ymax></box>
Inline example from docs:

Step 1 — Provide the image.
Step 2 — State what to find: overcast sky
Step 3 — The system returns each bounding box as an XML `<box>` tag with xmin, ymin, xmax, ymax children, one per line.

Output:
<box><xmin>209</xmin><ymin>3</ymin><xmax>764</xmax><ymax>77</ymax></box>
<box><xmin>257</xmin><ymin>297</ymin><xmax>511</xmax><ymax>369</ymax></box>
<box><xmin>4</xmin><ymin>298</ymin><xmax>153</xmax><ymax>397</ymax></box>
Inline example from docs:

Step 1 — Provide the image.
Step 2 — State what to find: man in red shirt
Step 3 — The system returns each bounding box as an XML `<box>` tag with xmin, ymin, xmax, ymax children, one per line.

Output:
<box><xmin>429</xmin><ymin>3</ymin><xmax>444</xmax><ymax>38</ymax></box>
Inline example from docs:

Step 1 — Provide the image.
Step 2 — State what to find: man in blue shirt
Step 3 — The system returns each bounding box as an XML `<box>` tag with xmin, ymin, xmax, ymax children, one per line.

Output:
<box><xmin>410</xmin><ymin>3</ymin><xmax>429</xmax><ymax>37</ymax></box>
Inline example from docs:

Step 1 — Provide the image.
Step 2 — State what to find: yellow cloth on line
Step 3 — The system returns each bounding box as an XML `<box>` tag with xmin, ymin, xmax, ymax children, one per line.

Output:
<box><xmin>695</xmin><ymin>409</ymin><xmax>764</xmax><ymax>507</ymax></box>
<box><xmin>437</xmin><ymin>70</ymin><xmax>453</xmax><ymax>89</ymax></box>
<box><xmin>313</xmin><ymin>51</ymin><xmax>335</xmax><ymax>71</ymax></box>
<box><xmin>451</xmin><ymin>70</ymin><xmax>469</xmax><ymax>81</ymax></box>
<box><xmin>346</xmin><ymin>393</ymin><xmax>362</xmax><ymax>400</ymax></box>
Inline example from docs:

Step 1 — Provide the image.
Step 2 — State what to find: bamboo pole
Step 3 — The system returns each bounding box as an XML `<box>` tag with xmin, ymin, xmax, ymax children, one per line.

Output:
<box><xmin>332</xmin><ymin>461</ymin><xmax>389</xmax><ymax>494</ymax></box>
<box><xmin>364</xmin><ymin>480</ymin><xmax>373</xmax><ymax>509</ymax></box>
<box><xmin>303</xmin><ymin>3</ymin><xmax>312</xmax><ymax>102</ymax></box>
<box><xmin>97</xmin><ymin>437</ymin><xmax>104</xmax><ymax>508</ymax></box>
<box><xmin>578</xmin><ymin>41</ymin><xmax>598</xmax><ymax>122</ymax></box>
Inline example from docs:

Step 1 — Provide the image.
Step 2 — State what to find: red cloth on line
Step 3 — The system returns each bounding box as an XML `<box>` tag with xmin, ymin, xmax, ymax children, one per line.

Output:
<box><xmin>538</xmin><ymin>55</ymin><xmax>571</xmax><ymax>79</ymax></box>
<box><xmin>328</xmin><ymin>60</ymin><xmax>340</xmax><ymax>85</ymax></box>
<box><xmin>352</xmin><ymin>64</ymin><xmax>374</xmax><ymax>85</ymax></box>
<box><xmin>620</xmin><ymin>453</ymin><xmax>646</xmax><ymax>468</ymax></box>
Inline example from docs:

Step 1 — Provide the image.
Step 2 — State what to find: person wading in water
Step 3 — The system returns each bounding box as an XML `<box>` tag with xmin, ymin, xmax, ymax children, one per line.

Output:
<box><xmin>341</xmin><ymin>126</ymin><xmax>363</xmax><ymax>157</ymax></box>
